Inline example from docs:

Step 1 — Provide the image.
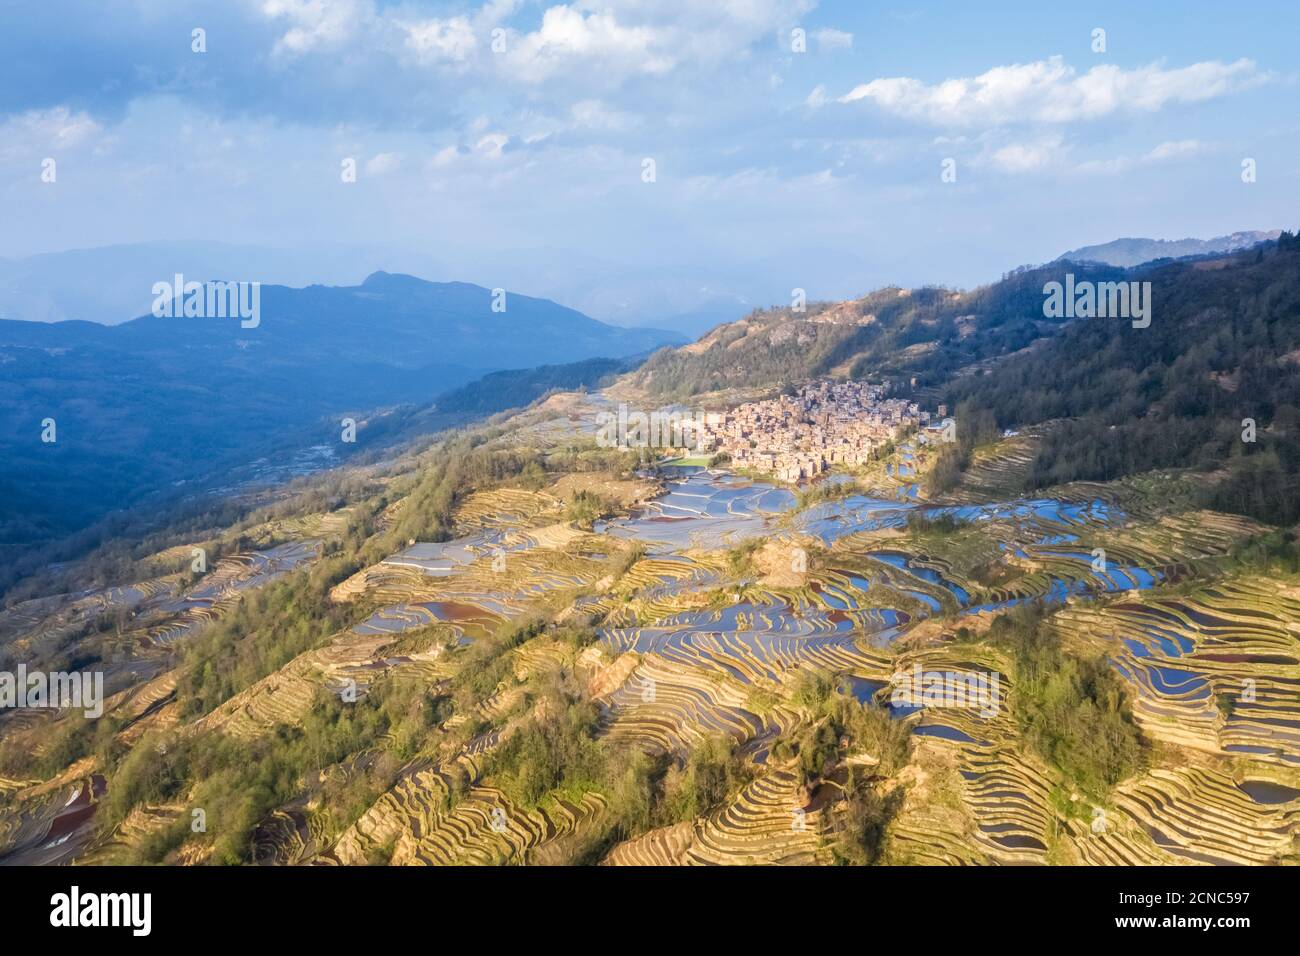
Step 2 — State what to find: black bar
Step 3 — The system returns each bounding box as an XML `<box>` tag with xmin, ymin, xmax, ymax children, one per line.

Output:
<box><xmin>5</xmin><ymin>865</ymin><xmax>1284</xmax><ymax>944</ymax></box>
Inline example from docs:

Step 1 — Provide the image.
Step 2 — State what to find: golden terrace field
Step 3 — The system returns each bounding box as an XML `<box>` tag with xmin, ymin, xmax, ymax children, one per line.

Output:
<box><xmin>1</xmin><ymin>392</ymin><xmax>1298</xmax><ymax>867</ymax></box>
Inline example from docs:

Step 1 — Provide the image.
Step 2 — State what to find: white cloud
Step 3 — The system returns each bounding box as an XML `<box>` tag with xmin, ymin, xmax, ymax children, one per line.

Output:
<box><xmin>480</xmin><ymin>1</ymin><xmax>815</xmax><ymax>85</ymax></box>
<box><xmin>977</xmin><ymin>134</ymin><xmax>1208</xmax><ymax>176</ymax></box>
<box><xmin>253</xmin><ymin>0</ymin><xmax>815</xmax><ymax>95</ymax></box>
<box><xmin>0</xmin><ymin>107</ymin><xmax>103</xmax><ymax>163</ymax></box>
<box><xmin>570</xmin><ymin>99</ymin><xmax>634</xmax><ymax>130</ymax></box>
<box><xmin>813</xmin><ymin>27</ymin><xmax>852</xmax><ymax>52</ymax></box>
<box><xmin>504</xmin><ymin>6</ymin><xmax>671</xmax><ymax>83</ymax></box>
<box><xmin>986</xmin><ymin>137</ymin><xmax>1062</xmax><ymax>173</ymax></box>
<box><xmin>1144</xmin><ymin>139</ymin><xmax>1203</xmax><ymax>162</ymax></box>
<box><xmin>262</xmin><ymin>0</ymin><xmax>370</xmax><ymax>56</ymax></box>
<box><xmin>1074</xmin><ymin>139</ymin><xmax>1208</xmax><ymax>175</ymax></box>
<box><xmin>475</xmin><ymin>133</ymin><xmax>509</xmax><ymax>159</ymax></box>
<box><xmin>429</xmin><ymin>145</ymin><xmax>462</xmax><ymax>168</ymax></box>
<box><xmin>839</xmin><ymin>56</ymin><xmax>1268</xmax><ymax>126</ymax></box>
<box><xmin>364</xmin><ymin>152</ymin><xmax>401</xmax><ymax>175</ymax></box>
<box><xmin>402</xmin><ymin>16</ymin><xmax>478</xmax><ymax>63</ymax></box>
<box><xmin>478</xmin><ymin>0</ymin><xmax>520</xmax><ymax>26</ymax></box>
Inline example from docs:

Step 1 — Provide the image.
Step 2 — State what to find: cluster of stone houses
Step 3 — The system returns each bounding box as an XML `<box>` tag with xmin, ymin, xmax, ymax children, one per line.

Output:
<box><xmin>699</xmin><ymin>381</ymin><xmax>930</xmax><ymax>482</ymax></box>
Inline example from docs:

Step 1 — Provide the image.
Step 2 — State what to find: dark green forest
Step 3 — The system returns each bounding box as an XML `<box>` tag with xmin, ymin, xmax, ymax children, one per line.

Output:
<box><xmin>944</xmin><ymin>233</ymin><xmax>1300</xmax><ymax>525</ymax></box>
<box><xmin>432</xmin><ymin>357</ymin><xmax>629</xmax><ymax>415</ymax></box>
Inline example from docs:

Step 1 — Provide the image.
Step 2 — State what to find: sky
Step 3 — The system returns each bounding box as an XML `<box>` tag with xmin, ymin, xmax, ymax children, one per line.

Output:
<box><xmin>1</xmin><ymin>0</ymin><xmax>1297</xmax><ymax>327</ymax></box>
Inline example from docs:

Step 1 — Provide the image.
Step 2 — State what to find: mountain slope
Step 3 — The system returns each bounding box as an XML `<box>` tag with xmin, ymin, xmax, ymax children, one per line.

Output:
<box><xmin>946</xmin><ymin>232</ymin><xmax>1300</xmax><ymax>525</ymax></box>
<box><xmin>627</xmin><ymin>230</ymin><xmax>1300</xmax><ymax>529</ymax></box>
<box><xmin>626</xmin><ymin>263</ymin><xmax>1137</xmax><ymax>401</ymax></box>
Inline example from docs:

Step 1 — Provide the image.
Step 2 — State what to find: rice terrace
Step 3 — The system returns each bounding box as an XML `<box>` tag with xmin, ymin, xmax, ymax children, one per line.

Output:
<box><xmin>4</xmin><ymin>355</ymin><xmax>1300</xmax><ymax>869</ymax></box>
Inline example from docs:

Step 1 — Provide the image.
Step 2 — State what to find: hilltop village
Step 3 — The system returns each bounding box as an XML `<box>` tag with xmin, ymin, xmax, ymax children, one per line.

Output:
<box><xmin>699</xmin><ymin>380</ymin><xmax>945</xmax><ymax>482</ymax></box>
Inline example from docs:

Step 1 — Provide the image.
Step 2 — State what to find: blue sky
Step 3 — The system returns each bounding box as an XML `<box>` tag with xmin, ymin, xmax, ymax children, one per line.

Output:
<box><xmin>1</xmin><ymin>0</ymin><xmax>1296</xmax><ymax>326</ymax></box>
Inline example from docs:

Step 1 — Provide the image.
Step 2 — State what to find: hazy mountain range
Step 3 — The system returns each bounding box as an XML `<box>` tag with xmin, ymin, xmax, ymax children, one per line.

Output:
<box><xmin>0</xmin><ymin>240</ymin><xmax>879</xmax><ymax>339</ymax></box>
<box><xmin>0</xmin><ymin>272</ymin><xmax>681</xmax><ymax>550</ymax></box>
<box><xmin>1055</xmin><ymin>230</ymin><xmax>1281</xmax><ymax>267</ymax></box>
<box><xmin>4</xmin><ymin>234</ymin><xmax>1282</xmax><ymax>339</ymax></box>
<box><xmin>0</xmin><ymin>241</ymin><xmax>752</xmax><ymax>336</ymax></box>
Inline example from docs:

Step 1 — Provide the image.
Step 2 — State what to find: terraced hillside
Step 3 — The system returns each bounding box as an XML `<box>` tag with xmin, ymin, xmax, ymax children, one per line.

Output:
<box><xmin>4</xmin><ymin>351</ymin><xmax>1300</xmax><ymax>867</ymax></box>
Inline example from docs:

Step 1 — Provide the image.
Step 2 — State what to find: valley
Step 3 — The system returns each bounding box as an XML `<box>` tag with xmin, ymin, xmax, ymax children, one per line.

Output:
<box><xmin>0</xmin><ymin>274</ymin><xmax>680</xmax><ymax>570</ymax></box>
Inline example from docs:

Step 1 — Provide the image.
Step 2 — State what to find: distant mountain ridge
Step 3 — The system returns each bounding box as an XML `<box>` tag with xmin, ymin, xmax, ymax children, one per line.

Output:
<box><xmin>0</xmin><ymin>240</ymin><xmax>764</xmax><ymax>337</ymax></box>
<box><xmin>0</xmin><ymin>240</ymin><xmax>377</xmax><ymax>325</ymax></box>
<box><xmin>1055</xmin><ymin>231</ymin><xmax>1281</xmax><ymax>268</ymax></box>
<box><xmin>0</xmin><ymin>273</ymin><xmax>682</xmax><ymax>551</ymax></box>
<box><xmin>0</xmin><ymin>271</ymin><xmax>680</xmax><ymax>368</ymax></box>
<box><xmin>630</xmin><ymin>230</ymin><xmax>1291</xmax><ymax>402</ymax></box>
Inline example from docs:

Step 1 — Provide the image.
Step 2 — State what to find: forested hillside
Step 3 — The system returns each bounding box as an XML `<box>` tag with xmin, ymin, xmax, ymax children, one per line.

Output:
<box><xmin>629</xmin><ymin>232</ymin><xmax>1300</xmax><ymax>528</ymax></box>
<box><xmin>432</xmin><ymin>358</ymin><xmax>630</xmax><ymax>415</ymax></box>
<box><xmin>945</xmin><ymin>233</ymin><xmax>1300</xmax><ymax>525</ymax></box>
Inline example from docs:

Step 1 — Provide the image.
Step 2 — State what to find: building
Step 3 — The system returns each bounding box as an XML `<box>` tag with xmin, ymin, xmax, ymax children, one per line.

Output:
<box><xmin>702</xmin><ymin>381</ymin><xmax>930</xmax><ymax>481</ymax></box>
